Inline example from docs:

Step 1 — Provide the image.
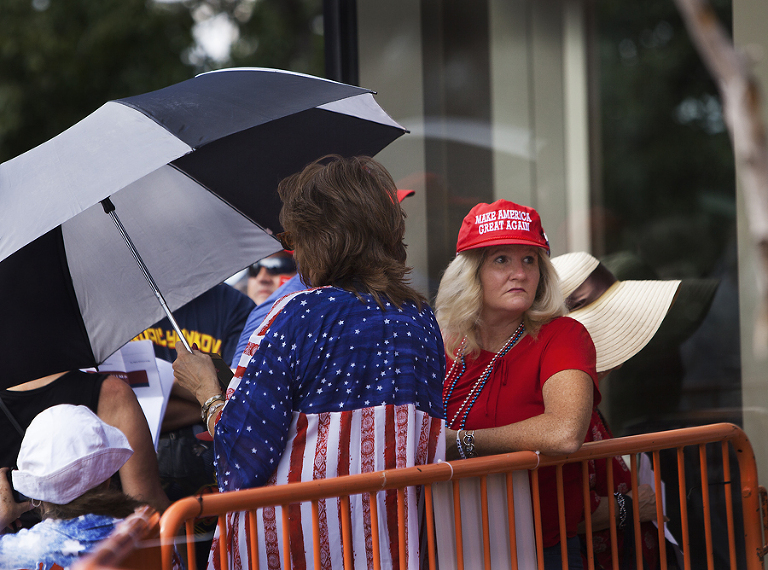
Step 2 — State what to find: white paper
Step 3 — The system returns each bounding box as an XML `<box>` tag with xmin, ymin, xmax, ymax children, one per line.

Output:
<box><xmin>83</xmin><ymin>340</ymin><xmax>172</xmax><ymax>450</ymax></box>
<box><xmin>636</xmin><ymin>452</ymin><xmax>680</xmax><ymax>546</ymax></box>
<box><xmin>433</xmin><ymin>470</ymin><xmax>538</xmax><ymax>569</ymax></box>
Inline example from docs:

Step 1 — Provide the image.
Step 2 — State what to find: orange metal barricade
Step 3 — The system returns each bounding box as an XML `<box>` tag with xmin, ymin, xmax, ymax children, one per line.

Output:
<box><xmin>75</xmin><ymin>422</ymin><xmax>768</xmax><ymax>570</ymax></box>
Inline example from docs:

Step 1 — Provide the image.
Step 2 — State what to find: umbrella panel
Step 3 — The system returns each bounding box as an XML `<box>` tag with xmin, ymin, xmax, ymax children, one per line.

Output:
<box><xmin>174</xmin><ymin>106</ymin><xmax>406</xmax><ymax>232</ymax></box>
<box><xmin>0</xmin><ymin>101</ymin><xmax>192</xmax><ymax>265</ymax></box>
<box><xmin>0</xmin><ymin>227</ymin><xmax>96</xmax><ymax>385</ymax></box>
<box><xmin>0</xmin><ymin>165</ymin><xmax>281</xmax><ymax>389</ymax></box>
<box><xmin>118</xmin><ymin>69</ymin><xmax>368</xmax><ymax>149</ymax></box>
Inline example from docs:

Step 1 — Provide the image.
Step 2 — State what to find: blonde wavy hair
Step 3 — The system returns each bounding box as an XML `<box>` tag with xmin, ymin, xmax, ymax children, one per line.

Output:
<box><xmin>435</xmin><ymin>247</ymin><xmax>565</xmax><ymax>358</ymax></box>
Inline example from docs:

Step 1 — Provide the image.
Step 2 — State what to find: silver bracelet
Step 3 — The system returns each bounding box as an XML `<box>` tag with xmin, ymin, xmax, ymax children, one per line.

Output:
<box><xmin>456</xmin><ymin>430</ymin><xmax>467</xmax><ymax>459</ymax></box>
<box><xmin>205</xmin><ymin>401</ymin><xmax>226</xmax><ymax>436</ymax></box>
<box><xmin>461</xmin><ymin>430</ymin><xmax>477</xmax><ymax>458</ymax></box>
<box><xmin>201</xmin><ymin>394</ymin><xmax>225</xmax><ymax>422</ymax></box>
<box><xmin>614</xmin><ymin>492</ymin><xmax>627</xmax><ymax>529</ymax></box>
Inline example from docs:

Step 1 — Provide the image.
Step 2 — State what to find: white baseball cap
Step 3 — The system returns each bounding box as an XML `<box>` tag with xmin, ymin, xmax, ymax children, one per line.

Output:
<box><xmin>12</xmin><ymin>404</ymin><xmax>133</xmax><ymax>504</ymax></box>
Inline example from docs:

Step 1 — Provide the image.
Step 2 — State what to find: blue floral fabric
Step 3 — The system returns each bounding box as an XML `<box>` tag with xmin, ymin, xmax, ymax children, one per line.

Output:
<box><xmin>0</xmin><ymin>514</ymin><xmax>119</xmax><ymax>569</ymax></box>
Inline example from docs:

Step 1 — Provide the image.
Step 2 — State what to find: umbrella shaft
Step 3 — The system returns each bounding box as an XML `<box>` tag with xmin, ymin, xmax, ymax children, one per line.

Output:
<box><xmin>102</xmin><ymin>199</ymin><xmax>192</xmax><ymax>352</ymax></box>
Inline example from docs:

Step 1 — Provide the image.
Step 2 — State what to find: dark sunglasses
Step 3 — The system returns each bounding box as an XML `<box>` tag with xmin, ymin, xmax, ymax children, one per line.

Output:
<box><xmin>249</xmin><ymin>256</ymin><xmax>296</xmax><ymax>276</ymax></box>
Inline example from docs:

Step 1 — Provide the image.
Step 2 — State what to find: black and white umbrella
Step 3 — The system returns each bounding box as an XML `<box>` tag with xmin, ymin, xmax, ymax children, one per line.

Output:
<box><xmin>0</xmin><ymin>67</ymin><xmax>406</xmax><ymax>387</ymax></box>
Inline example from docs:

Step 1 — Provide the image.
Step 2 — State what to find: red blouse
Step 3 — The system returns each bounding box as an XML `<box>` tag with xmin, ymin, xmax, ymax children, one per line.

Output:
<box><xmin>444</xmin><ymin>316</ymin><xmax>599</xmax><ymax>548</ymax></box>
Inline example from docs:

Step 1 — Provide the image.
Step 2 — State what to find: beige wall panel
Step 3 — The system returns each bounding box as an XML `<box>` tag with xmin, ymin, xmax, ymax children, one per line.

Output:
<box><xmin>489</xmin><ymin>0</ymin><xmax>534</xmax><ymax>204</ymax></box>
<box><xmin>530</xmin><ymin>3</ymin><xmax>569</xmax><ymax>256</ymax></box>
<box><xmin>357</xmin><ymin>0</ymin><xmax>430</xmax><ymax>297</ymax></box>
<box><xmin>563</xmin><ymin>0</ymin><xmax>591</xmax><ymax>253</ymax></box>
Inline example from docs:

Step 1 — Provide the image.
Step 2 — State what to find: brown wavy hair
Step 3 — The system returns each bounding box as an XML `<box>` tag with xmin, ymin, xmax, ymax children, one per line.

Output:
<box><xmin>40</xmin><ymin>486</ymin><xmax>145</xmax><ymax>520</ymax></box>
<box><xmin>278</xmin><ymin>155</ymin><xmax>424</xmax><ymax>309</ymax></box>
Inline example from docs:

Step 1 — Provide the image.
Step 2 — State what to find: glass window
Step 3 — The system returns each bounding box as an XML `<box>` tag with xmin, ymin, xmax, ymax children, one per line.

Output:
<box><xmin>593</xmin><ymin>0</ymin><xmax>739</xmax><ymax>436</ymax></box>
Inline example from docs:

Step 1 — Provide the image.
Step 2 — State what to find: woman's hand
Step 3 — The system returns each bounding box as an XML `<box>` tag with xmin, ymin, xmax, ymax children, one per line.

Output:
<box><xmin>0</xmin><ymin>468</ymin><xmax>32</xmax><ymax>530</ymax></box>
<box><xmin>172</xmin><ymin>343</ymin><xmax>222</xmax><ymax>406</ymax></box>
<box><xmin>628</xmin><ymin>484</ymin><xmax>661</xmax><ymax>522</ymax></box>
<box><xmin>578</xmin><ymin>484</ymin><xmax>666</xmax><ymax>533</ymax></box>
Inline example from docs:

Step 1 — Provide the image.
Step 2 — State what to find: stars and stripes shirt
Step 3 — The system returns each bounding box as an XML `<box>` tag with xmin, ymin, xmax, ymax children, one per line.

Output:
<box><xmin>211</xmin><ymin>287</ymin><xmax>446</xmax><ymax>570</ymax></box>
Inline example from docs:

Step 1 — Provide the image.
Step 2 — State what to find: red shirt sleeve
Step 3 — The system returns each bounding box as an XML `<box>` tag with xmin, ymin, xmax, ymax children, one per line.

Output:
<box><xmin>539</xmin><ymin>317</ymin><xmax>600</xmax><ymax>406</ymax></box>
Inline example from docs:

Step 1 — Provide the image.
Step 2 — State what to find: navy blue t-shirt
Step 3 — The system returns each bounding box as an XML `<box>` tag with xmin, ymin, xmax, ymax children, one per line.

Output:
<box><xmin>134</xmin><ymin>283</ymin><xmax>255</xmax><ymax>364</ymax></box>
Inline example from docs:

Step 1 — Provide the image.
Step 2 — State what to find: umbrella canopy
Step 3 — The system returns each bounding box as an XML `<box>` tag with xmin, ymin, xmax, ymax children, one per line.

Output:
<box><xmin>0</xmin><ymin>68</ymin><xmax>407</xmax><ymax>387</ymax></box>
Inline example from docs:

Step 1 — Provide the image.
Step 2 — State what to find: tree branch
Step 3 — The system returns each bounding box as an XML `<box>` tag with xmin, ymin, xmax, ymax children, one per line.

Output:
<box><xmin>674</xmin><ymin>0</ymin><xmax>768</xmax><ymax>354</ymax></box>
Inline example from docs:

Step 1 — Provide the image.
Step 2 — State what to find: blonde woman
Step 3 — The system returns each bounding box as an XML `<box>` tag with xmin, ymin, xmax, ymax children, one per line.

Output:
<box><xmin>436</xmin><ymin>199</ymin><xmax>599</xmax><ymax>569</ymax></box>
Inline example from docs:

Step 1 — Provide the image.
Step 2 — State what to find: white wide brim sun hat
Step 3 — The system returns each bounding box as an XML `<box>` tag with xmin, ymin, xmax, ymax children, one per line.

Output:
<box><xmin>551</xmin><ymin>252</ymin><xmax>681</xmax><ymax>373</ymax></box>
<box><xmin>12</xmin><ymin>404</ymin><xmax>133</xmax><ymax>504</ymax></box>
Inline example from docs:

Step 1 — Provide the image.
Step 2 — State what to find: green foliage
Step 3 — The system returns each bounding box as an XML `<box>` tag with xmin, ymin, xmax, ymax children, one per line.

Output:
<box><xmin>0</xmin><ymin>0</ymin><xmax>324</xmax><ymax>164</ymax></box>
<box><xmin>0</xmin><ymin>0</ymin><xmax>197</xmax><ymax>162</ymax></box>
<box><xmin>597</xmin><ymin>0</ymin><xmax>736</xmax><ymax>277</ymax></box>
<box><xmin>182</xmin><ymin>0</ymin><xmax>323</xmax><ymax>75</ymax></box>
<box><xmin>231</xmin><ymin>0</ymin><xmax>323</xmax><ymax>74</ymax></box>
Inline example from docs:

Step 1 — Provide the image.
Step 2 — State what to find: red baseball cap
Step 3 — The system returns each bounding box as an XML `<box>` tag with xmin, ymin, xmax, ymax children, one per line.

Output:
<box><xmin>456</xmin><ymin>199</ymin><xmax>550</xmax><ymax>254</ymax></box>
<box><xmin>397</xmin><ymin>189</ymin><xmax>415</xmax><ymax>202</ymax></box>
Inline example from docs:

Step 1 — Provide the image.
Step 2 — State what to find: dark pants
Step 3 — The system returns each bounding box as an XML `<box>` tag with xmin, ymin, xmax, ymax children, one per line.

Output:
<box><xmin>542</xmin><ymin>536</ymin><xmax>584</xmax><ymax>570</ymax></box>
<box><xmin>158</xmin><ymin>423</ymin><xmax>217</xmax><ymax>569</ymax></box>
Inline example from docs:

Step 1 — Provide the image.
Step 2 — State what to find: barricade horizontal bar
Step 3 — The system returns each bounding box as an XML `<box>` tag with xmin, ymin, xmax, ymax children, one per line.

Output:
<box><xmin>77</xmin><ymin>422</ymin><xmax>766</xmax><ymax>570</ymax></box>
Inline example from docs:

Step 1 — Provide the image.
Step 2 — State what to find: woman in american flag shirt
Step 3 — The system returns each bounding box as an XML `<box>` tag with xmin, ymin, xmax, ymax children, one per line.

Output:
<box><xmin>174</xmin><ymin>155</ymin><xmax>446</xmax><ymax>570</ymax></box>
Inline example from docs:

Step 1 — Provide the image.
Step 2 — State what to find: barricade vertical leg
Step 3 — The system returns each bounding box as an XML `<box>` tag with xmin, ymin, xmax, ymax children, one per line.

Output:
<box><xmin>369</xmin><ymin>491</ymin><xmax>382</xmax><ymax>570</ymax></box>
<box><xmin>653</xmin><ymin>451</ymin><xmax>667</xmax><ymax>570</ymax></box>
<box><xmin>722</xmin><ymin>441</ymin><xmax>738</xmax><ymax>569</ymax></box>
<box><xmin>506</xmin><ymin>472</ymin><xmax>519</xmax><ymax>570</ymax></box>
<box><xmin>556</xmin><ymin>465</ymin><xmax>568</xmax><ymax>569</ymax></box>
<box><xmin>397</xmin><ymin>489</ymin><xmax>407</xmax><ymax>570</ymax></box>
<box><xmin>731</xmin><ymin>434</ymin><xmax>764</xmax><ymax>570</ymax></box>
<box><xmin>699</xmin><ymin>444</ymin><xmax>714</xmax><ymax>570</ymax></box>
<box><xmin>161</xmin><ymin>524</ymin><xmax>177</xmax><ymax>570</ymax></box>
<box><xmin>248</xmin><ymin>510</ymin><xmax>260</xmax><ymax>570</ymax></box>
<box><xmin>531</xmin><ymin>469</ymin><xmax>545</xmax><ymax>570</ymax></box>
<box><xmin>311</xmin><ymin>501</ymin><xmax>321</xmax><ymax>570</ymax></box>
<box><xmin>281</xmin><ymin>505</ymin><xmax>291</xmax><ymax>570</ymax></box>
<box><xmin>676</xmin><ymin>448</ymin><xmax>691</xmax><ymax>570</ymax></box>
<box><xmin>581</xmin><ymin>460</ymin><xmax>595</xmax><ymax>570</ymax></box>
<box><xmin>424</xmin><ymin>484</ymin><xmax>437</xmax><ymax>570</ymax></box>
<box><xmin>341</xmin><ymin>495</ymin><xmax>354</xmax><ymax>570</ymax></box>
<box><xmin>606</xmin><ymin>458</ymin><xmax>618</xmax><ymax>570</ymax></box>
<box><xmin>452</xmin><ymin>480</ymin><xmax>465</xmax><ymax>570</ymax></box>
<box><xmin>629</xmin><ymin>453</ymin><xmax>643</xmax><ymax>570</ymax></box>
<box><xmin>479</xmin><ymin>475</ymin><xmax>492</xmax><ymax>570</ymax></box>
<box><xmin>218</xmin><ymin>514</ymin><xmax>229</xmax><ymax>570</ymax></box>
<box><xmin>185</xmin><ymin>519</ymin><xmax>197</xmax><ymax>570</ymax></box>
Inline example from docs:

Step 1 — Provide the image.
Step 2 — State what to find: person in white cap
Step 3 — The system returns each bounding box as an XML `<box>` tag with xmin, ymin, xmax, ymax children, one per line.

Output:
<box><xmin>551</xmin><ymin>251</ymin><xmax>689</xmax><ymax>570</ymax></box>
<box><xmin>0</xmin><ymin>404</ymin><xmax>141</xmax><ymax>570</ymax></box>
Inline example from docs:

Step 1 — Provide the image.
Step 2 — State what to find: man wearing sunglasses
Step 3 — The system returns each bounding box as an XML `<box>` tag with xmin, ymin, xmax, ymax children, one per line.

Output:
<box><xmin>246</xmin><ymin>251</ymin><xmax>297</xmax><ymax>305</ymax></box>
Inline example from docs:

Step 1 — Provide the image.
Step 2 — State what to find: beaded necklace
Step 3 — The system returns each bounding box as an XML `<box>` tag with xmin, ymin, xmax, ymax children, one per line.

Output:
<box><xmin>443</xmin><ymin>322</ymin><xmax>526</xmax><ymax>430</ymax></box>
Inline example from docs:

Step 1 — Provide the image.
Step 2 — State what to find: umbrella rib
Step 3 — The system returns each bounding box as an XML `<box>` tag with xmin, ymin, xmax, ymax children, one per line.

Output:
<box><xmin>100</xmin><ymin>197</ymin><xmax>192</xmax><ymax>352</ymax></box>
